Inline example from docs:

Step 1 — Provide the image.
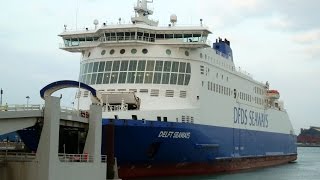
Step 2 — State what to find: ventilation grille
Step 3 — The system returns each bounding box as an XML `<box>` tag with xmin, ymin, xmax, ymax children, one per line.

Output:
<box><xmin>118</xmin><ymin>89</ymin><xmax>126</xmax><ymax>91</ymax></box>
<box><xmin>140</xmin><ymin>89</ymin><xmax>149</xmax><ymax>93</ymax></box>
<box><xmin>150</xmin><ymin>89</ymin><xmax>160</xmax><ymax>97</ymax></box>
<box><xmin>181</xmin><ymin>115</ymin><xmax>194</xmax><ymax>123</ymax></box>
<box><xmin>129</xmin><ymin>89</ymin><xmax>137</xmax><ymax>92</ymax></box>
<box><xmin>107</xmin><ymin>89</ymin><xmax>115</xmax><ymax>92</ymax></box>
<box><xmin>200</xmin><ymin>65</ymin><xmax>204</xmax><ymax>75</ymax></box>
<box><xmin>165</xmin><ymin>90</ymin><xmax>174</xmax><ymax>97</ymax></box>
<box><xmin>180</xmin><ymin>91</ymin><xmax>187</xmax><ymax>98</ymax></box>
<box><xmin>83</xmin><ymin>91</ymin><xmax>89</xmax><ymax>97</ymax></box>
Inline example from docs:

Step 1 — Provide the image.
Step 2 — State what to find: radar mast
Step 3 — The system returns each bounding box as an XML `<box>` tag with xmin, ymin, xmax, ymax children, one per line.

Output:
<box><xmin>132</xmin><ymin>0</ymin><xmax>159</xmax><ymax>26</ymax></box>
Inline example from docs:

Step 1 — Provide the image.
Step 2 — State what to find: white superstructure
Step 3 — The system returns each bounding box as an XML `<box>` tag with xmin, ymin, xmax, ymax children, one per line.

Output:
<box><xmin>59</xmin><ymin>0</ymin><xmax>294</xmax><ymax>136</ymax></box>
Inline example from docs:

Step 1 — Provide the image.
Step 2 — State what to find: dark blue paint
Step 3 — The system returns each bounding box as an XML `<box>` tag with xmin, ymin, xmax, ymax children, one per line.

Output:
<box><xmin>18</xmin><ymin>119</ymin><xmax>297</xmax><ymax>166</ymax></box>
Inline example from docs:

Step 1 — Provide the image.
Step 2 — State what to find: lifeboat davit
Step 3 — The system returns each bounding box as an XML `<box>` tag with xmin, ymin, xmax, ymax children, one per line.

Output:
<box><xmin>266</xmin><ymin>90</ymin><xmax>280</xmax><ymax>99</ymax></box>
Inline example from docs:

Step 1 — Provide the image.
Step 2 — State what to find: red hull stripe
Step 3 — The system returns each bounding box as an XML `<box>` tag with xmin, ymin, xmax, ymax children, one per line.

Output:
<box><xmin>119</xmin><ymin>154</ymin><xmax>297</xmax><ymax>179</ymax></box>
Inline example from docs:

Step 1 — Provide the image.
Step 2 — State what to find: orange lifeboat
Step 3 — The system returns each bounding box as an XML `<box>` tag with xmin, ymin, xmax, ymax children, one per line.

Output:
<box><xmin>266</xmin><ymin>90</ymin><xmax>280</xmax><ymax>99</ymax></box>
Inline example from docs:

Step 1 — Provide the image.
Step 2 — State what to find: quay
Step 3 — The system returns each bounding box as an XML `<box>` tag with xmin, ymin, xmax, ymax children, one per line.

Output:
<box><xmin>0</xmin><ymin>82</ymin><xmax>121</xmax><ymax>180</ymax></box>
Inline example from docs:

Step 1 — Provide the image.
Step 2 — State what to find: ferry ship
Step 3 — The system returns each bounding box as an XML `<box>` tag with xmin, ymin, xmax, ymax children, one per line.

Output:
<box><xmin>18</xmin><ymin>0</ymin><xmax>297</xmax><ymax>179</ymax></box>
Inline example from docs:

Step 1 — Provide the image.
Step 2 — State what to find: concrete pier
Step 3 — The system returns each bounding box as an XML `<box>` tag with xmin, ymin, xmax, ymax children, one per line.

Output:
<box><xmin>0</xmin><ymin>96</ymin><xmax>120</xmax><ymax>180</ymax></box>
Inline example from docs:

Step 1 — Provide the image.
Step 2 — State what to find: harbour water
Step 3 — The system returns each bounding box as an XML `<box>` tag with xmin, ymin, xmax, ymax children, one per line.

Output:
<box><xmin>139</xmin><ymin>147</ymin><xmax>319</xmax><ymax>180</ymax></box>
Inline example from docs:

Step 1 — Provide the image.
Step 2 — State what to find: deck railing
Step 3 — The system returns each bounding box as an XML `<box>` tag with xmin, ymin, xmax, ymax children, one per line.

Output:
<box><xmin>0</xmin><ymin>104</ymin><xmax>42</xmax><ymax>112</ymax></box>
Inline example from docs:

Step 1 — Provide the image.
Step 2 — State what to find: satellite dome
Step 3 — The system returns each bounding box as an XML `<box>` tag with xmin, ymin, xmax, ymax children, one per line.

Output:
<box><xmin>93</xmin><ymin>19</ymin><xmax>99</xmax><ymax>25</ymax></box>
<box><xmin>170</xmin><ymin>14</ymin><xmax>177</xmax><ymax>24</ymax></box>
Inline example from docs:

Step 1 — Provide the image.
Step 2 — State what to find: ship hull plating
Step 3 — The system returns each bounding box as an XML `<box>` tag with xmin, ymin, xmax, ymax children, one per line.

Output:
<box><xmin>19</xmin><ymin>118</ymin><xmax>297</xmax><ymax>179</ymax></box>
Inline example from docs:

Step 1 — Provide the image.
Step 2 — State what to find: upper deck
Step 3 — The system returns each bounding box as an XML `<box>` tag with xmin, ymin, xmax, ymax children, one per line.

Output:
<box><xmin>59</xmin><ymin>23</ymin><xmax>212</xmax><ymax>52</ymax></box>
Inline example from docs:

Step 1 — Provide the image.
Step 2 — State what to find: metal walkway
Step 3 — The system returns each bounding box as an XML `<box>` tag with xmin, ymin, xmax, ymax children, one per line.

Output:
<box><xmin>0</xmin><ymin>104</ymin><xmax>89</xmax><ymax>136</ymax></box>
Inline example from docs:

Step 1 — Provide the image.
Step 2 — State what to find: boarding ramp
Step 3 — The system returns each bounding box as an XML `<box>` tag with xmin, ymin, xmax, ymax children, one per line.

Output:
<box><xmin>0</xmin><ymin>96</ymin><xmax>121</xmax><ymax>180</ymax></box>
<box><xmin>0</xmin><ymin>104</ymin><xmax>89</xmax><ymax>136</ymax></box>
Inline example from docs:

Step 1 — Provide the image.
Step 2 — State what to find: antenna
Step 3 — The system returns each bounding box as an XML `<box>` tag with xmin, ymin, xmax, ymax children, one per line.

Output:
<box><xmin>75</xmin><ymin>0</ymin><xmax>79</xmax><ymax>30</ymax></box>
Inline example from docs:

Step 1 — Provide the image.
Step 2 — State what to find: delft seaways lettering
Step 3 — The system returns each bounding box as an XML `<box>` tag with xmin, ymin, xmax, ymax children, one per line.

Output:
<box><xmin>233</xmin><ymin>107</ymin><xmax>268</xmax><ymax>128</ymax></box>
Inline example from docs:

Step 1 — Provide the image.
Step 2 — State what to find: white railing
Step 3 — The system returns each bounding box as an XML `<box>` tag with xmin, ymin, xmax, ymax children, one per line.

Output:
<box><xmin>0</xmin><ymin>104</ymin><xmax>42</xmax><ymax>112</ymax></box>
<box><xmin>58</xmin><ymin>153</ymin><xmax>94</xmax><ymax>163</ymax></box>
<box><xmin>0</xmin><ymin>152</ymin><xmax>36</xmax><ymax>162</ymax></box>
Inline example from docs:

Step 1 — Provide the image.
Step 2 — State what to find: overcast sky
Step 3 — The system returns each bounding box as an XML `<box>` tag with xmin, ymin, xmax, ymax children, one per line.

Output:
<box><xmin>0</xmin><ymin>0</ymin><xmax>319</xmax><ymax>133</ymax></box>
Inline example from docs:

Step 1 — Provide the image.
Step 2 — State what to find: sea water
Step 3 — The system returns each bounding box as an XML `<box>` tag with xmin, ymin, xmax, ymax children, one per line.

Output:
<box><xmin>139</xmin><ymin>147</ymin><xmax>320</xmax><ymax>180</ymax></box>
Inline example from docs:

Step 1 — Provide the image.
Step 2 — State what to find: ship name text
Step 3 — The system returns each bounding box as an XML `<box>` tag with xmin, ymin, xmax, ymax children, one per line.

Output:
<box><xmin>158</xmin><ymin>131</ymin><xmax>191</xmax><ymax>139</ymax></box>
<box><xmin>233</xmin><ymin>107</ymin><xmax>268</xmax><ymax>128</ymax></box>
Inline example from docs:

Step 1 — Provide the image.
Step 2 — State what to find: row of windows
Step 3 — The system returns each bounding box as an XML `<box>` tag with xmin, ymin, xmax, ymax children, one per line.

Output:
<box><xmin>64</xmin><ymin>31</ymin><xmax>207</xmax><ymax>47</ymax></box>
<box><xmin>255</xmin><ymin>97</ymin><xmax>265</xmax><ymax>105</ymax></box>
<box><xmin>80</xmin><ymin>72</ymin><xmax>191</xmax><ymax>85</ymax></box>
<box><xmin>254</xmin><ymin>87</ymin><xmax>265</xmax><ymax>95</ymax></box>
<box><xmin>80</xmin><ymin>60</ymin><xmax>191</xmax><ymax>75</ymax></box>
<box><xmin>239</xmin><ymin>92</ymin><xmax>252</xmax><ymax>102</ymax></box>
<box><xmin>207</xmin><ymin>81</ymin><xmax>232</xmax><ymax>96</ymax></box>
<box><xmin>78</xmin><ymin>89</ymin><xmax>188</xmax><ymax>99</ymax></box>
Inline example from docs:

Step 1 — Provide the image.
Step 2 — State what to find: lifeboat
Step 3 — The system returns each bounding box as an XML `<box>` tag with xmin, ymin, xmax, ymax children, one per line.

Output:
<box><xmin>266</xmin><ymin>90</ymin><xmax>280</xmax><ymax>99</ymax></box>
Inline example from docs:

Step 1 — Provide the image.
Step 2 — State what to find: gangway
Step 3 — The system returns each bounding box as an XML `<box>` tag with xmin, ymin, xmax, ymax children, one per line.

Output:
<box><xmin>0</xmin><ymin>96</ymin><xmax>121</xmax><ymax>180</ymax></box>
<box><xmin>0</xmin><ymin>104</ymin><xmax>88</xmax><ymax>136</ymax></box>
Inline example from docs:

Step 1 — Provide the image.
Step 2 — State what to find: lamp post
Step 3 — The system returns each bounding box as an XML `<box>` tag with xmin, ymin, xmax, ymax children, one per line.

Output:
<box><xmin>0</xmin><ymin>88</ymin><xmax>3</xmax><ymax>106</ymax></box>
<box><xmin>26</xmin><ymin>96</ymin><xmax>30</xmax><ymax>107</ymax></box>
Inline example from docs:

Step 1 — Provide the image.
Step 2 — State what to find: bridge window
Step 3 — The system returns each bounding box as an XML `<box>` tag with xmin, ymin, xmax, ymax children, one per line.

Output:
<box><xmin>186</xmin><ymin>63</ymin><xmax>191</xmax><ymax>73</ymax></box>
<box><xmin>98</xmin><ymin>62</ymin><xmax>106</xmax><ymax>72</ymax></box>
<box><xmin>153</xmin><ymin>73</ymin><xmax>162</xmax><ymax>84</ymax></box>
<box><xmin>110</xmin><ymin>73</ymin><xmax>119</xmax><ymax>84</ymax></box>
<box><xmin>137</xmin><ymin>60</ymin><xmax>146</xmax><ymax>71</ymax></box>
<box><xmin>162</xmin><ymin>73</ymin><xmax>170</xmax><ymax>84</ymax></box>
<box><xmin>155</xmin><ymin>61</ymin><xmax>164</xmax><ymax>71</ymax></box>
<box><xmin>179</xmin><ymin>62</ymin><xmax>186</xmax><ymax>73</ymax></box>
<box><xmin>172</xmin><ymin>62</ymin><xmax>179</xmax><ymax>72</ymax></box>
<box><xmin>105</xmin><ymin>61</ymin><xmax>112</xmax><ymax>71</ymax></box>
<box><xmin>170</xmin><ymin>73</ymin><xmax>178</xmax><ymax>84</ymax></box>
<box><xmin>91</xmin><ymin>74</ymin><xmax>97</xmax><ymax>84</ymax></box>
<box><xmin>118</xmin><ymin>72</ymin><xmax>127</xmax><ymax>83</ymax></box>
<box><xmin>120</xmin><ymin>61</ymin><xmax>129</xmax><ymax>71</ymax></box>
<box><xmin>80</xmin><ymin>60</ymin><xmax>192</xmax><ymax>86</ymax></box>
<box><xmin>178</xmin><ymin>74</ymin><xmax>185</xmax><ymax>85</ymax></box>
<box><xmin>144</xmin><ymin>72</ymin><xmax>153</xmax><ymax>84</ymax></box>
<box><xmin>96</xmin><ymin>73</ymin><xmax>103</xmax><ymax>84</ymax></box>
<box><xmin>135</xmin><ymin>72</ymin><xmax>144</xmax><ymax>83</ymax></box>
<box><xmin>129</xmin><ymin>60</ymin><xmax>137</xmax><ymax>71</ymax></box>
<box><xmin>103</xmin><ymin>73</ymin><xmax>110</xmax><ymax>84</ymax></box>
<box><xmin>93</xmin><ymin>62</ymin><xmax>99</xmax><ymax>72</ymax></box>
<box><xmin>146</xmin><ymin>61</ymin><xmax>155</xmax><ymax>71</ymax></box>
<box><xmin>164</xmin><ymin>61</ymin><xmax>172</xmax><ymax>72</ymax></box>
<box><xmin>112</xmin><ymin>61</ymin><xmax>120</xmax><ymax>71</ymax></box>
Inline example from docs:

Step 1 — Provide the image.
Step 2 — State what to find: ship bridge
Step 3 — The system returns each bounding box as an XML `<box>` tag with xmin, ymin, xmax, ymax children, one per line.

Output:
<box><xmin>59</xmin><ymin>0</ymin><xmax>211</xmax><ymax>52</ymax></box>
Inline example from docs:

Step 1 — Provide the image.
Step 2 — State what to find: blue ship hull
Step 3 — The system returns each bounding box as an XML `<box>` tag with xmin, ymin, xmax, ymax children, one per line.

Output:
<box><xmin>102</xmin><ymin>119</ymin><xmax>296</xmax><ymax>165</ymax></box>
<box><xmin>18</xmin><ymin>118</ymin><xmax>297</xmax><ymax>178</ymax></box>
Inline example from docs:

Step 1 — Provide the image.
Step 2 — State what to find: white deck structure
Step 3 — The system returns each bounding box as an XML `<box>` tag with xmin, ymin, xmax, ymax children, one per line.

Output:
<box><xmin>0</xmin><ymin>96</ymin><xmax>120</xmax><ymax>180</ymax></box>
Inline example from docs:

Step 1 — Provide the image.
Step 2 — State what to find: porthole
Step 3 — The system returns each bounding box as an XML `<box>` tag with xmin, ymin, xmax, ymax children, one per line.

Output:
<box><xmin>131</xmin><ymin>49</ymin><xmax>137</xmax><ymax>54</ymax></box>
<box><xmin>101</xmin><ymin>50</ymin><xmax>106</xmax><ymax>56</ymax></box>
<box><xmin>185</xmin><ymin>51</ymin><xmax>189</xmax><ymax>56</ymax></box>
<box><xmin>142</xmin><ymin>48</ymin><xmax>148</xmax><ymax>54</ymax></box>
<box><xmin>110</xmin><ymin>49</ymin><xmax>115</xmax><ymax>55</ymax></box>
<box><xmin>166</xmin><ymin>49</ymin><xmax>171</xmax><ymax>55</ymax></box>
<box><xmin>87</xmin><ymin>52</ymin><xmax>91</xmax><ymax>57</ymax></box>
<box><xmin>120</xmin><ymin>49</ymin><xmax>126</xmax><ymax>54</ymax></box>
<box><xmin>200</xmin><ymin>53</ymin><xmax>203</xmax><ymax>59</ymax></box>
